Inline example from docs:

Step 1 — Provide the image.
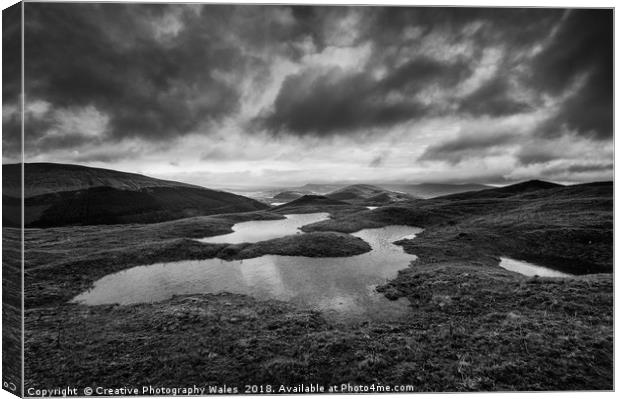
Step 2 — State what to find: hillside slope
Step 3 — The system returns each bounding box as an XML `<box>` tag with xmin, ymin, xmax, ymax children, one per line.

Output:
<box><xmin>438</xmin><ymin>179</ymin><xmax>563</xmax><ymax>200</ymax></box>
<box><xmin>3</xmin><ymin>163</ymin><xmax>268</xmax><ymax>227</ymax></box>
<box><xmin>382</xmin><ymin>183</ymin><xmax>491</xmax><ymax>198</ymax></box>
<box><xmin>3</xmin><ymin>163</ymin><xmax>202</xmax><ymax>197</ymax></box>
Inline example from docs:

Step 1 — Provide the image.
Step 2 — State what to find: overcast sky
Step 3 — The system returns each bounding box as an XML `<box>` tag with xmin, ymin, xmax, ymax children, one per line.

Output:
<box><xmin>2</xmin><ymin>3</ymin><xmax>613</xmax><ymax>187</ymax></box>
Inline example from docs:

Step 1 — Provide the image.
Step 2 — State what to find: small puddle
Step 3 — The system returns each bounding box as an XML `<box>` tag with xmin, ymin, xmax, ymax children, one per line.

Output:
<box><xmin>499</xmin><ymin>257</ymin><xmax>574</xmax><ymax>278</ymax></box>
<box><xmin>73</xmin><ymin>213</ymin><xmax>422</xmax><ymax>323</ymax></box>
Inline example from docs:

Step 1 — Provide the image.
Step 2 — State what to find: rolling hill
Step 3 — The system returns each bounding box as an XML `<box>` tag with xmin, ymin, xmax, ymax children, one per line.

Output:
<box><xmin>297</xmin><ymin>183</ymin><xmax>345</xmax><ymax>193</ymax></box>
<box><xmin>437</xmin><ymin>179</ymin><xmax>563</xmax><ymax>200</ymax></box>
<box><xmin>325</xmin><ymin>184</ymin><xmax>414</xmax><ymax>205</ymax></box>
<box><xmin>272</xmin><ymin>194</ymin><xmax>348</xmax><ymax>210</ymax></box>
<box><xmin>272</xmin><ymin>190</ymin><xmax>314</xmax><ymax>202</ymax></box>
<box><xmin>2</xmin><ymin>163</ymin><xmax>268</xmax><ymax>227</ymax></box>
<box><xmin>263</xmin><ymin>184</ymin><xmax>344</xmax><ymax>203</ymax></box>
<box><xmin>263</xmin><ymin>182</ymin><xmax>490</xmax><ymax>203</ymax></box>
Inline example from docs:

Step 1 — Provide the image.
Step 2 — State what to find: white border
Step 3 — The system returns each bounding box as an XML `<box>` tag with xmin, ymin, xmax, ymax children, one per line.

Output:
<box><xmin>0</xmin><ymin>2</ymin><xmax>616</xmax><ymax>399</ymax></box>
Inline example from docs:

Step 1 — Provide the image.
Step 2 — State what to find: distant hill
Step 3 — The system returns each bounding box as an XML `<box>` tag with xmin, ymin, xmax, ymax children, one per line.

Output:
<box><xmin>272</xmin><ymin>190</ymin><xmax>313</xmax><ymax>201</ymax></box>
<box><xmin>262</xmin><ymin>182</ymin><xmax>490</xmax><ymax>203</ymax></box>
<box><xmin>492</xmin><ymin>179</ymin><xmax>562</xmax><ymax>194</ymax></box>
<box><xmin>325</xmin><ymin>184</ymin><xmax>415</xmax><ymax>205</ymax></box>
<box><xmin>2</xmin><ymin>163</ymin><xmax>268</xmax><ymax>227</ymax></box>
<box><xmin>272</xmin><ymin>195</ymin><xmax>348</xmax><ymax>210</ymax></box>
<box><xmin>298</xmin><ymin>183</ymin><xmax>344</xmax><ymax>194</ymax></box>
<box><xmin>438</xmin><ymin>179</ymin><xmax>563</xmax><ymax>200</ymax></box>
<box><xmin>381</xmin><ymin>183</ymin><xmax>491</xmax><ymax>199</ymax></box>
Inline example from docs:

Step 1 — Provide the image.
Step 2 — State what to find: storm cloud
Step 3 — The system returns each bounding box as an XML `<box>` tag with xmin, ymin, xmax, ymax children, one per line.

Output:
<box><xmin>259</xmin><ymin>67</ymin><xmax>430</xmax><ymax>134</ymax></box>
<box><xmin>420</xmin><ymin>130</ymin><xmax>518</xmax><ymax>164</ymax></box>
<box><xmin>2</xmin><ymin>3</ymin><xmax>613</xmax><ymax>185</ymax></box>
<box><xmin>458</xmin><ymin>77</ymin><xmax>532</xmax><ymax>117</ymax></box>
<box><xmin>23</xmin><ymin>3</ymin><xmax>242</xmax><ymax>142</ymax></box>
<box><xmin>531</xmin><ymin>9</ymin><xmax>613</xmax><ymax>139</ymax></box>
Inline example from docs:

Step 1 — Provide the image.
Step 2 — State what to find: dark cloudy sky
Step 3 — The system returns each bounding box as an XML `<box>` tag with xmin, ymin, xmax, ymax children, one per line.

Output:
<box><xmin>2</xmin><ymin>2</ymin><xmax>613</xmax><ymax>187</ymax></box>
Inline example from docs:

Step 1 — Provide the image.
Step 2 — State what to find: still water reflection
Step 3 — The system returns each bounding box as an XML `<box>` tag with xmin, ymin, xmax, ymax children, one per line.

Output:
<box><xmin>199</xmin><ymin>213</ymin><xmax>329</xmax><ymax>244</ymax></box>
<box><xmin>499</xmin><ymin>257</ymin><xmax>574</xmax><ymax>278</ymax></box>
<box><xmin>73</xmin><ymin>214</ymin><xmax>422</xmax><ymax>322</ymax></box>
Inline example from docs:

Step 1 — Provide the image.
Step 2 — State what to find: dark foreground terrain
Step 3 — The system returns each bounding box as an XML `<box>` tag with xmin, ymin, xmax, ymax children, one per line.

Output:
<box><xmin>13</xmin><ymin>180</ymin><xmax>613</xmax><ymax>392</ymax></box>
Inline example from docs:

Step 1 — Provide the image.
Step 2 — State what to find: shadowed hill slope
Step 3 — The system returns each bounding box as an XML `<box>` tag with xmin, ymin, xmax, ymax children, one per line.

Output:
<box><xmin>3</xmin><ymin>162</ymin><xmax>202</xmax><ymax>197</ymax></box>
<box><xmin>3</xmin><ymin>163</ymin><xmax>268</xmax><ymax>227</ymax></box>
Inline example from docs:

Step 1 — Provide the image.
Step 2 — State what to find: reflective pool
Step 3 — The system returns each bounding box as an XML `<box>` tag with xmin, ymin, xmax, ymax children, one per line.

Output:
<box><xmin>499</xmin><ymin>257</ymin><xmax>574</xmax><ymax>278</ymax></box>
<box><xmin>73</xmin><ymin>214</ymin><xmax>422</xmax><ymax>322</ymax></box>
<box><xmin>199</xmin><ymin>213</ymin><xmax>329</xmax><ymax>244</ymax></box>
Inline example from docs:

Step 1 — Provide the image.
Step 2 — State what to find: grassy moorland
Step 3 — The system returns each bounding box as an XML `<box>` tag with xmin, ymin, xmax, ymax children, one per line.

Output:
<box><xmin>19</xmin><ymin>180</ymin><xmax>613</xmax><ymax>392</ymax></box>
<box><xmin>303</xmin><ymin>181</ymin><xmax>612</xmax><ymax>274</ymax></box>
<box><xmin>2</xmin><ymin>228</ymin><xmax>22</xmax><ymax>395</ymax></box>
<box><xmin>25</xmin><ymin>276</ymin><xmax>612</xmax><ymax>391</ymax></box>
